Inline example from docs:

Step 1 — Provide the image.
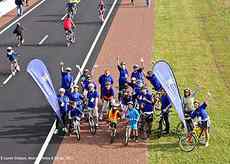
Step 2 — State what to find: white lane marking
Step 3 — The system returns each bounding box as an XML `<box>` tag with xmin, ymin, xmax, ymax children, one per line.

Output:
<box><xmin>38</xmin><ymin>34</ymin><xmax>48</xmax><ymax>45</ymax></box>
<box><xmin>74</xmin><ymin>0</ymin><xmax>119</xmax><ymax>84</ymax></box>
<box><xmin>34</xmin><ymin>120</ymin><xmax>56</xmax><ymax>164</ymax></box>
<box><xmin>61</xmin><ymin>13</ymin><xmax>67</xmax><ymax>21</ymax></box>
<box><xmin>34</xmin><ymin>1</ymin><xmax>119</xmax><ymax>164</ymax></box>
<box><xmin>0</xmin><ymin>0</ymin><xmax>47</xmax><ymax>35</ymax></box>
<box><xmin>2</xmin><ymin>74</ymin><xmax>13</xmax><ymax>86</ymax></box>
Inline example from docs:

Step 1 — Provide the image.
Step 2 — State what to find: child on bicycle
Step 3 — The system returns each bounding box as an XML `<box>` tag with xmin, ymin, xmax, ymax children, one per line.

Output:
<box><xmin>108</xmin><ymin>102</ymin><xmax>121</xmax><ymax>132</ymax></box>
<box><xmin>6</xmin><ymin>47</ymin><xmax>20</xmax><ymax>76</ymax></box>
<box><xmin>190</xmin><ymin>92</ymin><xmax>211</xmax><ymax>147</ymax></box>
<box><xmin>126</xmin><ymin>101</ymin><xmax>140</xmax><ymax>142</ymax></box>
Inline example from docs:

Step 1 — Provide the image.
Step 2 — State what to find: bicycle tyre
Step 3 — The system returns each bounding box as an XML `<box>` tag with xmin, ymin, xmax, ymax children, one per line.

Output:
<box><xmin>179</xmin><ymin>133</ymin><xmax>197</xmax><ymax>152</ymax></box>
<box><xmin>110</xmin><ymin>129</ymin><xmax>116</xmax><ymax>144</ymax></box>
<box><xmin>89</xmin><ymin>117</ymin><xmax>96</xmax><ymax>135</ymax></box>
<box><xmin>75</xmin><ymin>124</ymin><xmax>80</xmax><ymax>141</ymax></box>
<box><xmin>124</xmin><ymin>127</ymin><xmax>129</xmax><ymax>146</ymax></box>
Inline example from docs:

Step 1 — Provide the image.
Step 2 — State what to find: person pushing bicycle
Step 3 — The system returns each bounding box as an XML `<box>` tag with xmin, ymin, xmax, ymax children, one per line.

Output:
<box><xmin>6</xmin><ymin>47</ymin><xmax>20</xmax><ymax>76</ymax></box>
<box><xmin>13</xmin><ymin>23</ymin><xmax>24</xmax><ymax>46</ymax></box>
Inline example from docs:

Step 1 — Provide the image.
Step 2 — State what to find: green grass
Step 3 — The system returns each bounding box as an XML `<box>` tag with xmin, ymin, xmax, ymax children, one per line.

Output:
<box><xmin>149</xmin><ymin>0</ymin><xmax>230</xmax><ymax>163</ymax></box>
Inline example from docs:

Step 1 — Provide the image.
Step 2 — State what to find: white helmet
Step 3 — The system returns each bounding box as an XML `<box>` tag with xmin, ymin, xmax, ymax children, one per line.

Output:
<box><xmin>88</xmin><ymin>83</ymin><xmax>94</xmax><ymax>88</ymax></box>
<box><xmin>7</xmin><ymin>47</ymin><xmax>13</xmax><ymax>51</ymax></box>
<box><xmin>59</xmin><ymin>88</ymin><xmax>65</xmax><ymax>93</ymax></box>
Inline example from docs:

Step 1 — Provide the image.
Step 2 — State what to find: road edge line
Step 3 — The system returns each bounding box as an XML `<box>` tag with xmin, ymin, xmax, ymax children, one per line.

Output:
<box><xmin>0</xmin><ymin>0</ymin><xmax>46</xmax><ymax>35</ymax></box>
<box><xmin>34</xmin><ymin>0</ymin><xmax>119</xmax><ymax>163</ymax></box>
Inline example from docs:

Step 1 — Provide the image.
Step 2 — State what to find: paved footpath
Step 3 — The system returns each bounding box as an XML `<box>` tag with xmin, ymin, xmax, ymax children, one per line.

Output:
<box><xmin>53</xmin><ymin>0</ymin><xmax>154</xmax><ymax>164</ymax></box>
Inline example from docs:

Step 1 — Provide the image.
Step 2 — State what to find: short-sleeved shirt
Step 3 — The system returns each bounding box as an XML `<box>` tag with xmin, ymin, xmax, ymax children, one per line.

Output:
<box><xmin>126</xmin><ymin>108</ymin><xmax>140</xmax><ymax>124</ymax></box>
<box><xmin>191</xmin><ymin>102</ymin><xmax>208</xmax><ymax>121</ymax></box>
<box><xmin>57</xmin><ymin>95</ymin><xmax>69</xmax><ymax>113</ymax></box>
<box><xmin>99</xmin><ymin>74</ymin><xmax>114</xmax><ymax>88</ymax></box>
<box><xmin>61</xmin><ymin>72</ymin><xmax>73</xmax><ymax>90</ymax></box>
<box><xmin>68</xmin><ymin>91</ymin><xmax>84</xmax><ymax>105</ymax></box>
<box><xmin>87</xmin><ymin>90</ymin><xmax>99</xmax><ymax>108</ymax></box>
<box><xmin>117</xmin><ymin>65</ymin><xmax>129</xmax><ymax>85</ymax></box>
<box><xmin>102</xmin><ymin>87</ymin><xmax>114</xmax><ymax>99</ymax></box>
<box><xmin>131</xmin><ymin>68</ymin><xmax>145</xmax><ymax>83</ymax></box>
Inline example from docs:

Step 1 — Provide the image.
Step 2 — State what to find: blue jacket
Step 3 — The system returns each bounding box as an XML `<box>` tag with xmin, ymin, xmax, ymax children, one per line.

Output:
<box><xmin>117</xmin><ymin>65</ymin><xmax>128</xmax><ymax>85</ymax></box>
<box><xmin>7</xmin><ymin>52</ymin><xmax>17</xmax><ymax>62</ymax></box>
<box><xmin>161</xmin><ymin>95</ymin><xmax>172</xmax><ymax>112</ymax></box>
<box><xmin>68</xmin><ymin>91</ymin><xmax>84</xmax><ymax>105</ymax></box>
<box><xmin>61</xmin><ymin>72</ymin><xmax>73</xmax><ymax>90</ymax></box>
<box><xmin>146</xmin><ymin>74</ymin><xmax>162</xmax><ymax>91</ymax></box>
<box><xmin>142</xmin><ymin>93</ymin><xmax>154</xmax><ymax>113</ymax></box>
<box><xmin>191</xmin><ymin>102</ymin><xmax>209</xmax><ymax>121</ymax></box>
<box><xmin>126</xmin><ymin>108</ymin><xmax>140</xmax><ymax>124</ymax></box>
<box><xmin>99</xmin><ymin>74</ymin><xmax>113</xmax><ymax>88</ymax></box>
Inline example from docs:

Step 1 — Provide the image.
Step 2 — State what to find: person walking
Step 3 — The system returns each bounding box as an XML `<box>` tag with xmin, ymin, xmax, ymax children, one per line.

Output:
<box><xmin>15</xmin><ymin>0</ymin><xmax>24</xmax><ymax>16</ymax></box>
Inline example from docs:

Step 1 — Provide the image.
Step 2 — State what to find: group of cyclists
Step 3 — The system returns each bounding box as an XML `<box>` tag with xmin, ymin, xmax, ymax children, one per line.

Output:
<box><xmin>55</xmin><ymin>56</ymin><xmax>211</xmax><ymax>147</ymax></box>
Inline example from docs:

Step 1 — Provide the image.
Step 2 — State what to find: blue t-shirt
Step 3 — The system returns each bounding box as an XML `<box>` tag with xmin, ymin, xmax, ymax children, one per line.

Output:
<box><xmin>142</xmin><ymin>93</ymin><xmax>154</xmax><ymax>113</ymax></box>
<box><xmin>7</xmin><ymin>52</ymin><xmax>17</xmax><ymax>62</ymax></box>
<box><xmin>131</xmin><ymin>69</ymin><xmax>145</xmax><ymax>83</ymax></box>
<box><xmin>61</xmin><ymin>72</ymin><xmax>73</xmax><ymax>90</ymax></box>
<box><xmin>67</xmin><ymin>106</ymin><xmax>83</xmax><ymax>118</ymax></box>
<box><xmin>87</xmin><ymin>90</ymin><xmax>99</xmax><ymax>108</ymax></box>
<box><xmin>126</xmin><ymin>108</ymin><xmax>140</xmax><ymax>124</ymax></box>
<box><xmin>161</xmin><ymin>95</ymin><xmax>172</xmax><ymax>111</ymax></box>
<box><xmin>117</xmin><ymin>65</ymin><xmax>128</xmax><ymax>85</ymax></box>
<box><xmin>191</xmin><ymin>102</ymin><xmax>208</xmax><ymax>121</ymax></box>
<box><xmin>57</xmin><ymin>95</ymin><xmax>69</xmax><ymax>114</ymax></box>
<box><xmin>99</xmin><ymin>74</ymin><xmax>114</xmax><ymax>88</ymax></box>
<box><xmin>68</xmin><ymin>91</ymin><xmax>84</xmax><ymax>105</ymax></box>
<box><xmin>102</xmin><ymin>87</ymin><xmax>114</xmax><ymax>97</ymax></box>
<box><xmin>146</xmin><ymin>74</ymin><xmax>162</xmax><ymax>91</ymax></box>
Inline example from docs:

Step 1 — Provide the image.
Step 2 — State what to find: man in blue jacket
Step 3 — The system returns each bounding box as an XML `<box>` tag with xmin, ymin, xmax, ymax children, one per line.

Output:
<box><xmin>146</xmin><ymin>70</ymin><xmax>162</xmax><ymax>92</ymax></box>
<box><xmin>60</xmin><ymin>62</ymin><xmax>73</xmax><ymax>93</ymax></box>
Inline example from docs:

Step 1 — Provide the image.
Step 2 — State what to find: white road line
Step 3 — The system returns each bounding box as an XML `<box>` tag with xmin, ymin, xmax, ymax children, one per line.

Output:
<box><xmin>34</xmin><ymin>0</ymin><xmax>119</xmax><ymax>164</ymax></box>
<box><xmin>0</xmin><ymin>0</ymin><xmax>47</xmax><ymax>35</ymax></box>
<box><xmin>38</xmin><ymin>34</ymin><xmax>48</xmax><ymax>45</ymax></box>
<box><xmin>61</xmin><ymin>13</ymin><xmax>67</xmax><ymax>21</ymax></box>
<box><xmin>2</xmin><ymin>74</ymin><xmax>13</xmax><ymax>86</ymax></box>
<box><xmin>34</xmin><ymin>120</ymin><xmax>56</xmax><ymax>164</ymax></box>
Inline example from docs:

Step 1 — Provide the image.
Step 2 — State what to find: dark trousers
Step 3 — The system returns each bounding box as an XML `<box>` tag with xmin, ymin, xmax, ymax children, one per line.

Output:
<box><xmin>159</xmin><ymin>112</ymin><xmax>170</xmax><ymax>132</ymax></box>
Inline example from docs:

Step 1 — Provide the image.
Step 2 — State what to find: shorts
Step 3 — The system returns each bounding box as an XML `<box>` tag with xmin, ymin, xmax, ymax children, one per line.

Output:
<box><xmin>200</xmin><ymin>121</ymin><xmax>208</xmax><ymax>129</ymax></box>
<box><xmin>130</xmin><ymin>121</ymin><xmax>138</xmax><ymax>130</ymax></box>
<box><xmin>110</xmin><ymin>121</ymin><xmax>117</xmax><ymax>129</ymax></box>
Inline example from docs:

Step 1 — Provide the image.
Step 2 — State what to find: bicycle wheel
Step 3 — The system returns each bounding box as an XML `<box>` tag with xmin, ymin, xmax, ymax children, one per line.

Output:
<box><xmin>110</xmin><ymin>128</ymin><xmax>116</xmax><ymax>144</ymax></box>
<box><xmin>124</xmin><ymin>127</ymin><xmax>129</xmax><ymax>146</ymax></box>
<box><xmin>179</xmin><ymin>133</ymin><xmax>197</xmax><ymax>152</ymax></box>
<box><xmin>89</xmin><ymin>116</ymin><xmax>96</xmax><ymax>135</ymax></box>
<box><xmin>75</xmin><ymin>124</ymin><xmax>80</xmax><ymax>141</ymax></box>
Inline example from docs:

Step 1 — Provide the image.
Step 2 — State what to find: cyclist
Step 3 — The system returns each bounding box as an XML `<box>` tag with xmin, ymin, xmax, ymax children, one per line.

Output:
<box><xmin>108</xmin><ymin>102</ymin><xmax>121</xmax><ymax>132</ymax></box>
<box><xmin>13</xmin><ymin>23</ymin><xmax>24</xmax><ymax>46</ymax></box>
<box><xmin>60</xmin><ymin>62</ymin><xmax>73</xmax><ymax>92</ymax></box>
<box><xmin>98</xmin><ymin>0</ymin><xmax>105</xmax><ymax>23</ymax></box>
<box><xmin>99</xmin><ymin>69</ymin><xmax>114</xmax><ymax>97</ymax></box>
<box><xmin>6</xmin><ymin>47</ymin><xmax>20</xmax><ymax>76</ymax></box>
<box><xmin>68</xmin><ymin>85</ymin><xmax>84</xmax><ymax>112</ymax></box>
<box><xmin>86</xmin><ymin>83</ymin><xmax>99</xmax><ymax>126</ymax></box>
<box><xmin>67</xmin><ymin>101</ymin><xmax>83</xmax><ymax>134</ymax></box>
<box><xmin>159</xmin><ymin>89</ymin><xmax>172</xmax><ymax>134</ymax></box>
<box><xmin>117</xmin><ymin>56</ymin><xmax>129</xmax><ymax>98</ymax></box>
<box><xmin>65</xmin><ymin>0</ymin><xmax>80</xmax><ymax>15</ymax></box>
<box><xmin>99</xmin><ymin>82</ymin><xmax>114</xmax><ymax>120</ymax></box>
<box><xmin>126</xmin><ymin>101</ymin><xmax>140</xmax><ymax>142</ymax></box>
<box><xmin>63</xmin><ymin>14</ymin><xmax>76</xmax><ymax>42</ymax></box>
<box><xmin>190</xmin><ymin>92</ymin><xmax>211</xmax><ymax>147</ymax></box>
<box><xmin>55</xmin><ymin>88</ymin><xmax>69</xmax><ymax>134</ymax></box>
<box><xmin>146</xmin><ymin>70</ymin><xmax>162</xmax><ymax>92</ymax></box>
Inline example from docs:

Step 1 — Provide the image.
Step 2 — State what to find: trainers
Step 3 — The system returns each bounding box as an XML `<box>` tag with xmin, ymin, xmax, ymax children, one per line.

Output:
<box><xmin>99</xmin><ymin>115</ymin><xmax>103</xmax><ymax>121</ymax></box>
<box><xmin>54</xmin><ymin>129</ymin><xmax>58</xmax><ymax>134</ymax></box>
<box><xmin>96</xmin><ymin>123</ymin><xmax>99</xmax><ymax>127</ymax></box>
<box><xmin>205</xmin><ymin>142</ymin><xmax>209</xmax><ymax>147</ymax></box>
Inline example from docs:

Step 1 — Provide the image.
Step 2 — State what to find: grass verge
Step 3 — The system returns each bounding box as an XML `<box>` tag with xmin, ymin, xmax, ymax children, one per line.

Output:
<box><xmin>149</xmin><ymin>0</ymin><xmax>230</xmax><ymax>163</ymax></box>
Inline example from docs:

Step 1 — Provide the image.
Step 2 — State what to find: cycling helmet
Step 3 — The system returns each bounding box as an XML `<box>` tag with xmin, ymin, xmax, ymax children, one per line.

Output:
<box><xmin>7</xmin><ymin>47</ymin><xmax>13</xmax><ymax>51</ymax></box>
<box><xmin>73</xmin><ymin>85</ymin><xmax>79</xmax><ymax>88</ymax></box>
<box><xmin>131</xmin><ymin>77</ymin><xmax>136</xmax><ymax>81</ymax></box>
<box><xmin>133</xmin><ymin>64</ymin><xmax>139</xmax><ymax>69</ymax></box>
<box><xmin>17</xmin><ymin>22</ymin><xmax>21</xmax><ymax>26</ymax></box>
<box><xmin>127</xmin><ymin>101</ymin><xmax>133</xmax><ymax>105</ymax></box>
<box><xmin>120</xmin><ymin>61</ymin><xmax>126</xmax><ymax>65</ymax></box>
<box><xmin>88</xmin><ymin>83</ymin><xmax>94</xmax><ymax>88</ymax></box>
<box><xmin>59</xmin><ymin>88</ymin><xmax>65</xmax><ymax>93</ymax></box>
<box><xmin>65</xmin><ymin>67</ymin><xmax>72</xmax><ymax>72</ymax></box>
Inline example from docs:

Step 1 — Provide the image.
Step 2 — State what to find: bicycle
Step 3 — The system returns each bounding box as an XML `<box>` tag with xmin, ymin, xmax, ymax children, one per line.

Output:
<box><xmin>11</xmin><ymin>60</ymin><xmax>20</xmax><ymax>76</ymax></box>
<box><xmin>179</xmin><ymin>122</ymin><xmax>206</xmax><ymax>152</ymax></box>
<box><xmin>84</xmin><ymin>109</ymin><xmax>97</xmax><ymax>135</ymax></box>
<box><xmin>65</xmin><ymin>30</ymin><xmax>76</xmax><ymax>47</ymax></box>
<box><xmin>139</xmin><ymin>111</ymin><xmax>153</xmax><ymax>139</ymax></box>
<box><xmin>110</xmin><ymin>122</ymin><xmax>117</xmax><ymax>144</ymax></box>
<box><xmin>66</xmin><ymin>116</ymin><xmax>81</xmax><ymax>141</ymax></box>
<box><xmin>124</xmin><ymin>124</ymin><xmax>131</xmax><ymax>146</ymax></box>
